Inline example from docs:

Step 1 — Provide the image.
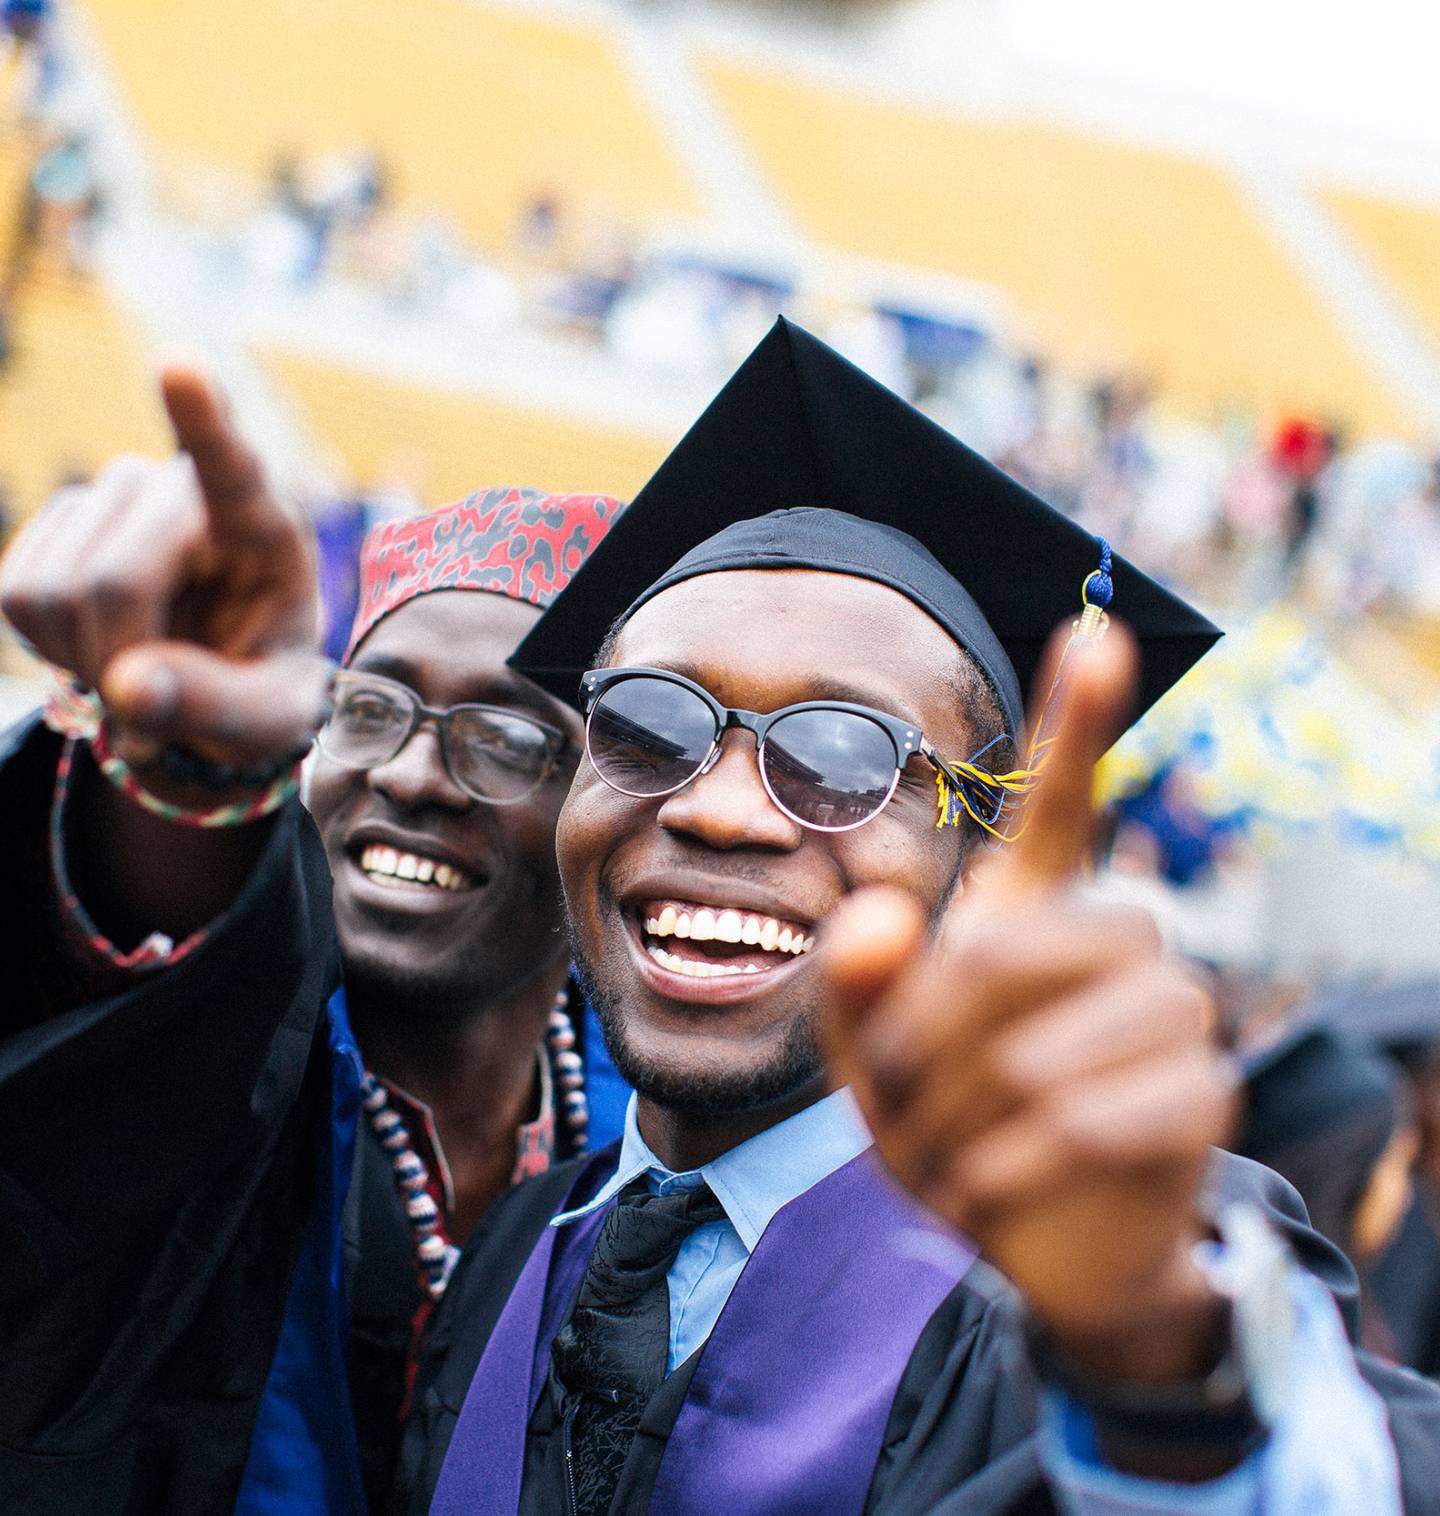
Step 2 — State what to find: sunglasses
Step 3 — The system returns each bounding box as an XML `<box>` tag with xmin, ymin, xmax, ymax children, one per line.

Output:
<box><xmin>319</xmin><ymin>670</ymin><xmax>571</xmax><ymax>804</ymax></box>
<box><xmin>580</xmin><ymin>666</ymin><xmax>1002</xmax><ymax>834</ymax></box>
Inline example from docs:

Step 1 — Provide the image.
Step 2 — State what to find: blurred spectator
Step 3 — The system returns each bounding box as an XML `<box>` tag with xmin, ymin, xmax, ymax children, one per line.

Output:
<box><xmin>1310</xmin><ymin>980</ymin><xmax>1440</xmax><ymax>1373</ymax></box>
<box><xmin>1</xmin><ymin>0</ymin><xmax>48</xmax><ymax>46</ymax></box>
<box><xmin>1109</xmin><ymin>762</ymin><xmax>1242</xmax><ymax>888</ymax></box>
<box><xmin>516</xmin><ymin>187</ymin><xmax>563</xmax><ymax>264</ymax></box>
<box><xmin>1377</xmin><ymin>457</ymin><xmax>1440</xmax><ymax>616</ymax></box>
<box><xmin>1272</xmin><ymin>415</ymin><xmax>1340</xmax><ymax>572</ymax></box>
<box><xmin>1236</xmin><ymin>1026</ymin><xmax>1419</xmax><ymax>1356</ymax></box>
<box><xmin>5</xmin><ymin>128</ymin><xmax>100</xmax><ymax>296</ymax></box>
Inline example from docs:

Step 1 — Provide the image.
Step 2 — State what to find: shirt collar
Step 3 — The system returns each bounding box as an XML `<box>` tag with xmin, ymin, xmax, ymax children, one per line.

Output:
<box><xmin>551</xmin><ymin>1088</ymin><xmax>871</xmax><ymax>1251</ymax></box>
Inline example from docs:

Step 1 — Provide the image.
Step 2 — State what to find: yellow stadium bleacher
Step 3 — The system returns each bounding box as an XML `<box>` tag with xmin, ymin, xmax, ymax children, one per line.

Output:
<box><xmin>77</xmin><ymin>0</ymin><xmax>701</xmax><ymax>255</ymax></box>
<box><xmin>1323</xmin><ymin>187</ymin><xmax>1440</xmax><ymax>365</ymax></box>
<box><xmin>699</xmin><ymin>56</ymin><xmax>1419</xmax><ymax>438</ymax></box>
<box><xmin>1</xmin><ymin>65</ymin><xmax>170</xmax><ymax>527</ymax></box>
<box><xmin>0</xmin><ymin>270</ymin><xmax>171</xmax><ymax>515</ymax></box>
<box><xmin>262</xmin><ymin>345</ymin><xmax>667</xmax><ymax>505</ymax></box>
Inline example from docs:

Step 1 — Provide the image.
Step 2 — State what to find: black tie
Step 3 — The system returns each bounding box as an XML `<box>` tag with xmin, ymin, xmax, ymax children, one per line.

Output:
<box><xmin>551</xmin><ymin>1180</ymin><xmax>726</xmax><ymax>1516</ymax></box>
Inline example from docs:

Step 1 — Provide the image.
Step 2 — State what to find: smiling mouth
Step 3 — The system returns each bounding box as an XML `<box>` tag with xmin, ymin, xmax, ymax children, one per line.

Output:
<box><xmin>357</xmin><ymin>844</ymin><xmax>477</xmax><ymax>893</ymax></box>
<box><xmin>632</xmin><ymin>899</ymin><xmax>815</xmax><ymax>981</ymax></box>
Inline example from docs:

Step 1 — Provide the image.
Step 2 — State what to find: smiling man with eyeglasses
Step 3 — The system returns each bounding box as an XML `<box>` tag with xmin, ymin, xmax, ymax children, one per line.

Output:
<box><xmin>0</xmin><ymin>369</ymin><xmax>624</xmax><ymax>1514</ymax></box>
<box><xmin>392</xmin><ymin>323</ymin><xmax>1440</xmax><ymax>1516</ymax></box>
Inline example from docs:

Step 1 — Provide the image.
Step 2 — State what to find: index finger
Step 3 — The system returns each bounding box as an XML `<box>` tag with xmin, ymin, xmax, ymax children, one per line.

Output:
<box><xmin>991</xmin><ymin>620</ymin><xmax>1138</xmax><ymax>899</ymax></box>
<box><xmin>160</xmin><ymin>365</ymin><xmax>272</xmax><ymax>527</ymax></box>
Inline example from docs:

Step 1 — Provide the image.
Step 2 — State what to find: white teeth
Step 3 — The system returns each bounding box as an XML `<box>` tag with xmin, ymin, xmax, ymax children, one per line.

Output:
<box><xmin>641</xmin><ymin>903</ymin><xmax>814</xmax><ymax>956</ymax></box>
<box><xmin>646</xmin><ymin>943</ymin><xmax>750</xmax><ymax>979</ymax></box>
<box><xmin>715</xmin><ymin>909</ymin><xmax>744</xmax><ymax>943</ymax></box>
<box><xmin>360</xmin><ymin>845</ymin><xmax>469</xmax><ymax>891</ymax></box>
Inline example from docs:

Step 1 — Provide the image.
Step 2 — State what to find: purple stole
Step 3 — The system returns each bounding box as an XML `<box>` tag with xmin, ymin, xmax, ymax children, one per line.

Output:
<box><xmin>430</xmin><ymin>1148</ymin><xmax>975</xmax><ymax>1516</ymax></box>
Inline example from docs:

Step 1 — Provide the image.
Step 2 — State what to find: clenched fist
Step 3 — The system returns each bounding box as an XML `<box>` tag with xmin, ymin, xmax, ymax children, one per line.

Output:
<box><xmin>1</xmin><ymin>368</ymin><xmax>333</xmax><ymax>949</ymax></box>
<box><xmin>821</xmin><ymin>626</ymin><xmax>1237</xmax><ymax>1386</ymax></box>
<box><xmin>1</xmin><ymin>367</ymin><xmax>330</xmax><ymax>777</ymax></box>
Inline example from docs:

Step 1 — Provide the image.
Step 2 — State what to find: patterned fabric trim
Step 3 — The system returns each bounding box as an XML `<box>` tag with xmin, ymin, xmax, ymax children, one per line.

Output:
<box><xmin>49</xmin><ymin>738</ymin><xmax>208</xmax><ymax>971</ymax></box>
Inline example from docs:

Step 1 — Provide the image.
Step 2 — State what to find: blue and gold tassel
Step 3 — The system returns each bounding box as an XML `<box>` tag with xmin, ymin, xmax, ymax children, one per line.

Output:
<box><xmin>933</xmin><ymin>537</ymin><xmax>1113</xmax><ymax>839</ymax></box>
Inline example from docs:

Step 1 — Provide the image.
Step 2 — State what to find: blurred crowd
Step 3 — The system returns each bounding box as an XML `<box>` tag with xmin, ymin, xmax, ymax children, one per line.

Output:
<box><xmin>9</xmin><ymin>6</ymin><xmax>1440</xmax><ymax>1384</ymax></box>
<box><xmin>219</xmin><ymin>147</ymin><xmax>1440</xmax><ymax>636</ymax></box>
<box><xmin>0</xmin><ymin>0</ymin><xmax>98</xmax><ymax>368</ymax></box>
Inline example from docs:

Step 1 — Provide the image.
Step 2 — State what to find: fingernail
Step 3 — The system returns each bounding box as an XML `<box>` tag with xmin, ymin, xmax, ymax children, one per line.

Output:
<box><xmin>127</xmin><ymin>664</ymin><xmax>179</xmax><ymax>723</ymax></box>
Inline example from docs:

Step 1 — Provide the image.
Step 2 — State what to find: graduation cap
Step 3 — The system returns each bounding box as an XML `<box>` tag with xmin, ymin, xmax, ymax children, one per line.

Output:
<box><xmin>510</xmin><ymin>317</ymin><xmax>1220</xmax><ymax>746</ymax></box>
<box><xmin>1233</xmin><ymin>1023</ymin><xmax>1404</xmax><ymax>1252</ymax></box>
<box><xmin>1307</xmin><ymin>979</ymin><xmax>1440</xmax><ymax>1057</ymax></box>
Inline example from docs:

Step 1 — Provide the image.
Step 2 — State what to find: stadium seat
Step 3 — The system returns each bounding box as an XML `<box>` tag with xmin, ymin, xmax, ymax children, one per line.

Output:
<box><xmin>698</xmin><ymin>56</ymin><xmax>1419</xmax><ymax>438</ymax></box>
<box><xmin>260</xmin><ymin>345</ymin><xmax>667</xmax><ymax>504</ymax></box>
<box><xmin>1323</xmin><ymin>187</ymin><xmax>1440</xmax><ymax>363</ymax></box>
<box><xmin>77</xmin><ymin>0</ymin><xmax>701</xmax><ymax>253</ymax></box>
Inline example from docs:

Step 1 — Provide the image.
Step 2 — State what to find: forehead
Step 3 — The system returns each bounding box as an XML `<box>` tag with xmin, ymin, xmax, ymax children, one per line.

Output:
<box><xmin>349</xmin><ymin>589</ymin><xmax>542</xmax><ymax>699</ymax></box>
<box><xmin>615</xmin><ymin>569</ymin><xmax>977</xmax><ymax>742</ymax></box>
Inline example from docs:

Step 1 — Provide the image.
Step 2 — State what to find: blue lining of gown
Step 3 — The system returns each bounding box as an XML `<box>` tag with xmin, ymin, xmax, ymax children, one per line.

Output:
<box><xmin>235</xmin><ymin>988</ymin><xmax>367</xmax><ymax>1514</ymax></box>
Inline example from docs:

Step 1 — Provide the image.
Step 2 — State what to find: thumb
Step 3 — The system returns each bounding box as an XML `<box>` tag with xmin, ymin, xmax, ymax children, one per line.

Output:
<box><xmin>101</xmin><ymin>641</ymin><xmax>333</xmax><ymax>763</ymax></box>
<box><xmin>817</xmin><ymin>886</ymin><xmax>926</xmax><ymax>1085</ymax></box>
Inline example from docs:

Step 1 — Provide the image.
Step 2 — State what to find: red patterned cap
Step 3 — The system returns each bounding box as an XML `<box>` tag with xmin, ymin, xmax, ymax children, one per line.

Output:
<box><xmin>345</xmin><ymin>486</ymin><xmax>624</xmax><ymax>662</ymax></box>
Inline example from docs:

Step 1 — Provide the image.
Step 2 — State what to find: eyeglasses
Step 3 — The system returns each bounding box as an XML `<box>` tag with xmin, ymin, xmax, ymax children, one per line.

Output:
<box><xmin>319</xmin><ymin>671</ymin><xmax>571</xmax><ymax>804</ymax></box>
<box><xmin>580</xmin><ymin>666</ymin><xmax>994</xmax><ymax>834</ymax></box>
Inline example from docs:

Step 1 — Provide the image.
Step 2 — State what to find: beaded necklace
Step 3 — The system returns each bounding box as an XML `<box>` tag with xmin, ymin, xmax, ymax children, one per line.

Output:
<box><xmin>360</xmin><ymin>985</ymin><xmax>590</xmax><ymax>1300</ymax></box>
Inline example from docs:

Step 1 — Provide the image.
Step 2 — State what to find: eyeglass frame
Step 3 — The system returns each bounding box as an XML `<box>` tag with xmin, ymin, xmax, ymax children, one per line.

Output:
<box><xmin>319</xmin><ymin>669</ymin><xmax>573</xmax><ymax>805</ymax></box>
<box><xmin>579</xmin><ymin>665</ymin><xmax>978</xmax><ymax>834</ymax></box>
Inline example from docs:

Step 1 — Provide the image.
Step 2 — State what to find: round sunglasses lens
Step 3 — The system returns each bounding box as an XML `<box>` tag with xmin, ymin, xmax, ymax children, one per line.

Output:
<box><xmin>320</xmin><ymin>679</ymin><xmax>409</xmax><ymax>769</ymax></box>
<box><xmin>448</xmin><ymin>708</ymin><xmax>554</xmax><ymax>801</ymax></box>
<box><xmin>587</xmin><ymin>677</ymin><xmax>716</xmax><ymax>796</ymax></box>
<box><xmin>762</xmin><ymin>709</ymin><xmax>898</xmax><ymax>829</ymax></box>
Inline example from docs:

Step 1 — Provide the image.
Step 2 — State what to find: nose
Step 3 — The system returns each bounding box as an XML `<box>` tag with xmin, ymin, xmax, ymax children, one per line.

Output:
<box><xmin>655</xmin><ymin>731</ymin><xmax>804</xmax><ymax>851</ymax></box>
<box><xmin>368</xmin><ymin>719</ymin><xmax>474</xmax><ymax>813</ymax></box>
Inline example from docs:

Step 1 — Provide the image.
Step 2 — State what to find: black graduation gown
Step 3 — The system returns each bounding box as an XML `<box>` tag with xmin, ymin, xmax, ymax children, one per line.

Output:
<box><xmin>1373</xmin><ymin>1195</ymin><xmax>1440</xmax><ymax>1375</ymax></box>
<box><xmin>0</xmin><ymin>716</ymin><xmax>589</xmax><ymax>1513</ymax></box>
<box><xmin>395</xmin><ymin>1149</ymin><xmax>1440</xmax><ymax>1516</ymax></box>
<box><xmin>0</xmin><ymin>718</ymin><xmax>338</xmax><ymax>1513</ymax></box>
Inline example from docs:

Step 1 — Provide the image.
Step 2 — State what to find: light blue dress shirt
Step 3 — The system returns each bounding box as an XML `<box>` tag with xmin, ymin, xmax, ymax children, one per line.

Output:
<box><xmin>552</xmin><ymin>1088</ymin><xmax>870</xmax><ymax>1370</ymax></box>
<box><xmin>553</xmin><ymin>1091</ymin><xmax>1402</xmax><ymax>1515</ymax></box>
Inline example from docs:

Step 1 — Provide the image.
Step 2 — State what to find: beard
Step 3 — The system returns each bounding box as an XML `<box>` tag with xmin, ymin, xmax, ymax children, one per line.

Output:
<box><xmin>340</xmin><ymin>946</ymin><xmax>483</xmax><ymax>1024</ymax></box>
<box><xmin>571</xmin><ymin>935</ymin><xmax>825</xmax><ymax>1118</ymax></box>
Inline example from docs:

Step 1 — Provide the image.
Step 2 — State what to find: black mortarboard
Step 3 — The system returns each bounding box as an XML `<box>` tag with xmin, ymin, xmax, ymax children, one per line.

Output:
<box><xmin>1234</xmin><ymin>1025</ymin><xmax>1404</xmax><ymax>1251</ymax></box>
<box><xmin>511</xmin><ymin>318</ymin><xmax>1220</xmax><ymax>737</ymax></box>
<box><xmin>1307</xmin><ymin>979</ymin><xmax>1440</xmax><ymax>1057</ymax></box>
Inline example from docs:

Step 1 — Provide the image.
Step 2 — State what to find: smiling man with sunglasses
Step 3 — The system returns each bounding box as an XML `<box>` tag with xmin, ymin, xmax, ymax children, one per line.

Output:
<box><xmin>0</xmin><ymin>371</ymin><xmax>624</xmax><ymax>1513</ymax></box>
<box><xmin>393</xmin><ymin>322</ymin><xmax>1439</xmax><ymax>1516</ymax></box>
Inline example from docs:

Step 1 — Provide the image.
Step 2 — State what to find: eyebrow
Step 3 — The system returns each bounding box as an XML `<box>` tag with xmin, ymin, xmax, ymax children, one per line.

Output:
<box><xmin>350</xmin><ymin>654</ymin><xmax>559</xmax><ymax>718</ymax></box>
<box><xmin>638</xmin><ymin>659</ymin><xmax>928</xmax><ymax>732</ymax></box>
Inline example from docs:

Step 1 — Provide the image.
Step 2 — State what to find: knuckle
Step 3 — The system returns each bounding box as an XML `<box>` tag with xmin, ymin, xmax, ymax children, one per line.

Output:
<box><xmin>992</xmin><ymin>1037</ymin><xmax>1047</xmax><ymax>1101</ymax></box>
<box><xmin>1042</xmin><ymin>1095</ymin><xmax>1099</xmax><ymax>1163</ymax></box>
<box><xmin>85</xmin><ymin>574</ymin><xmax>143</xmax><ymax>618</ymax></box>
<box><xmin>0</xmin><ymin>586</ymin><xmax>39</xmax><ymax>633</ymax></box>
